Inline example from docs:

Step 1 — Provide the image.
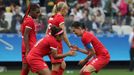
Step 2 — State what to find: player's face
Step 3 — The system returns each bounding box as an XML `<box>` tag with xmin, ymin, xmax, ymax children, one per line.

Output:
<box><xmin>72</xmin><ymin>27</ymin><xmax>82</xmax><ymax>36</ymax></box>
<box><xmin>56</xmin><ymin>34</ymin><xmax>63</xmax><ymax>41</ymax></box>
<box><xmin>62</xmin><ymin>5</ymin><xmax>69</xmax><ymax>16</ymax></box>
<box><xmin>32</xmin><ymin>8</ymin><xmax>41</xmax><ymax>19</ymax></box>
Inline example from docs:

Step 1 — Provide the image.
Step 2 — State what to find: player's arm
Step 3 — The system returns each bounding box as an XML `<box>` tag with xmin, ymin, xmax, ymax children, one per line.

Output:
<box><xmin>24</xmin><ymin>26</ymin><xmax>31</xmax><ymax>56</ymax></box>
<box><xmin>77</xmin><ymin>48</ymin><xmax>89</xmax><ymax>54</ymax></box>
<box><xmin>84</xmin><ymin>43</ymin><xmax>95</xmax><ymax>60</ymax></box>
<box><xmin>78</xmin><ymin>43</ymin><xmax>95</xmax><ymax>65</ymax></box>
<box><xmin>51</xmin><ymin>47</ymin><xmax>75</xmax><ymax>59</ymax></box>
<box><xmin>59</xmin><ymin>23</ymin><xmax>71</xmax><ymax>47</ymax></box>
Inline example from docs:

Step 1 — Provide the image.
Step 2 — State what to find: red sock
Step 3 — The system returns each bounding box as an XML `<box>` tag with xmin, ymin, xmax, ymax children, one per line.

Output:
<box><xmin>21</xmin><ymin>68</ymin><xmax>29</xmax><ymax>75</ymax></box>
<box><xmin>58</xmin><ymin>67</ymin><xmax>64</xmax><ymax>75</ymax></box>
<box><xmin>51</xmin><ymin>70</ymin><xmax>58</xmax><ymax>75</ymax></box>
<box><xmin>82</xmin><ymin>72</ymin><xmax>91</xmax><ymax>75</ymax></box>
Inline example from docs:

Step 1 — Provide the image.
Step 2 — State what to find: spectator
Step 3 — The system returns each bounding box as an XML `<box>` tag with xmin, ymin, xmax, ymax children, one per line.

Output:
<box><xmin>36</xmin><ymin>7</ymin><xmax>47</xmax><ymax>33</ymax></box>
<box><xmin>94</xmin><ymin>9</ymin><xmax>105</xmax><ymax>29</ymax></box>
<box><xmin>0</xmin><ymin>11</ymin><xmax>9</xmax><ymax>33</ymax></box>
<box><xmin>80</xmin><ymin>9</ymin><xmax>93</xmax><ymax>31</ymax></box>
<box><xmin>65</xmin><ymin>14</ymin><xmax>74</xmax><ymax>33</ymax></box>
<box><xmin>114</xmin><ymin>11</ymin><xmax>125</xmax><ymax>25</ymax></box>
<box><xmin>102</xmin><ymin>18</ymin><xmax>113</xmax><ymax>34</ymax></box>
<box><xmin>0</xmin><ymin>0</ymin><xmax>5</xmax><ymax>11</ymax></box>
<box><xmin>70</xmin><ymin>3</ymin><xmax>83</xmax><ymax>21</ymax></box>
<box><xmin>11</xmin><ymin>6</ymin><xmax>23</xmax><ymax>33</ymax></box>
<box><xmin>117</xmin><ymin>0</ymin><xmax>128</xmax><ymax>16</ymax></box>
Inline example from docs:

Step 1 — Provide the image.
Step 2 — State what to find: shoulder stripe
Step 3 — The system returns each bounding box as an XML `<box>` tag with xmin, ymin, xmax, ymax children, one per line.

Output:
<box><xmin>59</xmin><ymin>22</ymin><xmax>64</xmax><ymax>26</ymax></box>
<box><xmin>50</xmin><ymin>47</ymin><xmax>57</xmax><ymax>50</ymax></box>
<box><xmin>26</xmin><ymin>26</ymin><xmax>32</xmax><ymax>29</ymax></box>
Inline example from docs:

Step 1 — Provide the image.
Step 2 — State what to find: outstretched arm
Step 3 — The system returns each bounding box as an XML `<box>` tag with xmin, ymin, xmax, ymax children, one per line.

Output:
<box><xmin>59</xmin><ymin>23</ymin><xmax>71</xmax><ymax>47</ymax></box>
<box><xmin>51</xmin><ymin>48</ymin><xmax>76</xmax><ymax>59</ymax></box>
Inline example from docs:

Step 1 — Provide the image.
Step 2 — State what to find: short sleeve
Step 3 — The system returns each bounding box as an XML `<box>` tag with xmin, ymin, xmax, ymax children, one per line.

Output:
<box><xmin>24</xmin><ymin>18</ymin><xmax>34</xmax><ymax>29</ymax></box>
<box><xmin>56</xmin><ymin>15</ymin><xmax>64</xmax><ymax>26</ymax></box>
<box><xmin>49</xmin><ymin>38</ymin><xmax>58</xmax><ymax>51</ymax></box>
<box><xmin>82</xmin><ymin>32</ymin><xmax>92</xmax><ymax>46</ymax></box>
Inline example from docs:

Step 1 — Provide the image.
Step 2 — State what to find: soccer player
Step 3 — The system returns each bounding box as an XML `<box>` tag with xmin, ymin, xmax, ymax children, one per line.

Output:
<box><xmin>71</xmin><ymin>22</ymin><xmax>110</xmax><ymax>75</ymax></box>
<box><xmin>20</xmin><ymin>4</ymin><xmax>40</xmax><ymax>75</ymax></box>
<box><xmin>128</xmin><ymin>27</ymin><xmax>134</xmax><ymax>71</ymax></box>
<box><xmin>26</xmin><ymin>26</ymin><xmax>76</xmax><ymax>75</ymax></box>
<box><xmin>46</xmin><ymin>2</ymin><xmax>71</xmax><ymax>75</ymax></box>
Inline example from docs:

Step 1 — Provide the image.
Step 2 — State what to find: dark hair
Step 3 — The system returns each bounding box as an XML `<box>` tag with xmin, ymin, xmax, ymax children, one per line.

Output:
<box><xmin>51</xmin><ymin>26</ymin><xmax>63</xmax><ymax>37</ymax></box>
<box><xmin>30</xmin><ymin>3</ymin><xmax>40</xmax><ymax>12</ymax></box>
<box><xmin>71</xmin><ymin>21</ymin><xmax>86</xmax><ymax>29</ymax></box>
<box><xmin>21</xmin><ymin>3</ymin><xmax>40</xmax><ymax>24</ymax></box>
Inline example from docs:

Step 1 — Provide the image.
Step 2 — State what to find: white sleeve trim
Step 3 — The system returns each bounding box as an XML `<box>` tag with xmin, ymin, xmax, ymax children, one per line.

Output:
<box><xmin>50</xmin><ymin>47</ymin><xmax>57</xmax><ymax>50</ymax></box>
<box><xmin>59</xmin><ymin>22</ymin><xmax>64</xmax><ymax>26</ymax></box>
<box><xmin>26</xmin><ymin>26</ymin><xmax>32</xmax><ymax>29</ymax></box>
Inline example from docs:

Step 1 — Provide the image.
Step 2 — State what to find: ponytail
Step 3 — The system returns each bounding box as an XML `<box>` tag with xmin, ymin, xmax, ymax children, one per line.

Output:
<box><xmin>51</xmin><ymin>2</ymin><xmax>67</xmax><ymax>16</ymax></box>
<box><xmin>51</xmin><ymin>5</ymin><xmax>58</xmax><ymax>16</ymax></box>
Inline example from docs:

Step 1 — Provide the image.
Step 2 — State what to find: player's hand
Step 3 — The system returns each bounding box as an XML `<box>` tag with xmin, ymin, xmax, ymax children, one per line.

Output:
<box><xmin>67</xmin><ymin>50</ymin><xmax>76</xmax><ymax>56</ymax></box>
<box><xmin>70</xmin><ymin>45</ymin><xmax>79</xmax><ymax>51</ymax></box>
<box><xmin>78</xmin><ymin>59</ymin><xmax>87</xmax><ymax>65</ymax></box>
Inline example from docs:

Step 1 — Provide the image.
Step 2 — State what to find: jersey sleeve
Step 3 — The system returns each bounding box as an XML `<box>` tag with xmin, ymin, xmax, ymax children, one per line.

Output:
<box><xmin>56</xmin><ymin>15</ymin><xmax>64</xmax><ymax>26</ymax></box>
<box><xmin>82</xmin><ymin>33</ymin><xmax>93</xmax><ymax>46</ymax></box>
<box><xmin>24</xmin><ymin>18</ymin><xmax>34</xmax><ymax>29</ymax></box>
<box><xmin>49</xmin><ymin>39</ymin><xmax>58</xmax><ymax>51</ymax></box>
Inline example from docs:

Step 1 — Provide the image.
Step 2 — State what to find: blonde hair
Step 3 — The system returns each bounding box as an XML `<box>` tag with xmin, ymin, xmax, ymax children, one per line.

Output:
<box><xmin>51</xmin><ymin>2</ymin><xmax>67</xmax><ymax>16</ymax></box>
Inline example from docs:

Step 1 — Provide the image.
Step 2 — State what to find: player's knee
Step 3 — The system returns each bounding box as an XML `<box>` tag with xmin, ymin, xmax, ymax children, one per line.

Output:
<box><xmin>61</xmin><ymin>61</ymin><xmax>66</xmax><ymax>69</ymax></box>
<box><xmin>83</xmin><ymin>65</ymin><xmax>95</xmax><ymax>73</ymax></box>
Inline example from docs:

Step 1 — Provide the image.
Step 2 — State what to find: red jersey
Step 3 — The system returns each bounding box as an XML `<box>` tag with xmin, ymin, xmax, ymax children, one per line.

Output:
<box><xmin>81</xmin><ymin>31</ymin><xmax>109</xmax><ymax>56</ymax></box>
<box><xmin>47</xmin><ymin>13</ymin><xmax>64</xmax><ymax>34</ymax></box>
<box><xmin>28</xmin><ymin>35</ymin><xmax>60</xmax><ymax>58</ymax></box>
<box><xmin>21</xmin><ymin>16</ymin><xmax>37</xmax><ymax>52</ymax></box>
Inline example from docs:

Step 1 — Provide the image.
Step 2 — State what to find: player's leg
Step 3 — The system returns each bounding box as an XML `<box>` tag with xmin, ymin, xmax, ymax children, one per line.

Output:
<box><xmin>80</xmin><ymin>65</ymin><xmax>86</xmax><ymax>75</ymax></box>
<box><xmin>58</xmin><ymin>61</ymin><xmax>66</xmax><ymax>75</ymax></box>
<box><xmin>21</xmin><ymin>53</ymin><xmax>29</xmax><ymax>75</ymax></box>
<box><xmin>37</xmin><ymin>68</ymin><xmax>51</xmax><ymax>75</ymax></box>
<box><xmin>129</xmin><ymin>48</ymin><xmax>134</xmax><ymax>71</ymax></box>
<box><xmin>129</xmin><ymin>48</ymin><xmax>133</xmax><ymax>71</ymax></box>
<box><xmin>51</xmin><ymin>63</ymin><xmax>61</xmax><ymax>75</ymax></box>
<box><xmin>80</xmin><ymin>64</ymin><xmax>96</xmax><ymax>75</ymax></box>
<box><xmin>21</xmin><ymin>63</ymin><xmax>29</xmax><ymax>75</ymax></box>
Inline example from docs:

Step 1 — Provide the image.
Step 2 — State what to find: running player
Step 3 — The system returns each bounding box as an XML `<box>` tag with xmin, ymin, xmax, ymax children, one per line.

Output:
<box><xmin>26</xmin><ymin>26</ymin><xmax>76</xmax><ymax>75</ymax></box>
<box><xmin>46</xmin><ymin>2</ymin><xmax>71</xmax><ymax>75</ymax></box>
<box><xmin>20</xmin><ymin>4</ymin><xmax>40</xmax><ymax>75</ymax></box>
<box><xmin>71</xmin><ymin>22</ymin><xmax>110</xmax><ymax>75</ymax></box>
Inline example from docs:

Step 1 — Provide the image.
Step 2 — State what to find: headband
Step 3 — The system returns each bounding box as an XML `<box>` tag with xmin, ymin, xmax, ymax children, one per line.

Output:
<box><xmin>55</xmin><ymin>30</ymin><xmax>64</xmax><ymax>36</ymax></box>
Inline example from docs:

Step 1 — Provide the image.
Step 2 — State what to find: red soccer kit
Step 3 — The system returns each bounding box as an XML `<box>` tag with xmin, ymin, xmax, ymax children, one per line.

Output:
<box><xmin>26</xmin><ymin>35</ymin><xmax>61</xmax><ymax>72</ymax></box>
<box><xmin>21</xmin><ymin>16</ymin><xmax>37</xmax><ymax>63</ymax></box>
<box><xmin>46</xmin><ymin>13</ymin><xmax>64</xmax><ymax>63</ymax></box>
<box><xmin>81</xmin><ymin>31</ymin><xmax>110</xmax><ymax>72</ymax></box>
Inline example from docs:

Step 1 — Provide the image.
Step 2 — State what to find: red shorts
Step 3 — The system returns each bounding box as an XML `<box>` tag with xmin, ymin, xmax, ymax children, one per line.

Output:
<box><xmin>26</xmin><ymin>55</ymin><xmax>48</xmax><ymax>73</ymax></box>
<box><xmin>22</xmin><ymin>52</ymin><xmax>27</xmax><ymax>64</ymax></box>
<box><xmin>49</xmin><ymin>42</ymin><xmax>64</xmax><ymax>64</ymax></box>
<box><xmin>85</xmin><ymin>55</ymin><xmax>110</xmax><ymax>72</ymax></box>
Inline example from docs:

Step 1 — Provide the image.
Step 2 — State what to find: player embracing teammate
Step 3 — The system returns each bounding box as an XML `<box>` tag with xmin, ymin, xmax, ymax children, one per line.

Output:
<box><xmin>21</xmin><ymin>1</ymin><xmax>110</xmax><ymax>75</ymax></box>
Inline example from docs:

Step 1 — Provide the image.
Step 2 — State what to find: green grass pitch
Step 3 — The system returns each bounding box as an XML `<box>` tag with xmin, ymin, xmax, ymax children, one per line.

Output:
<box><xmin>0</xmin><ymin>69</ymin><xmax>134</xmax><ymax>75</ymax></box>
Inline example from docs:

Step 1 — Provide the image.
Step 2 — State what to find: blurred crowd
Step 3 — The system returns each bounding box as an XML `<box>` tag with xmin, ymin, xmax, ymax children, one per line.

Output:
<box><xmin>0</xmin><ymin>0</ymin><xmax>134</xmax><ymax>35</ymax></box>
